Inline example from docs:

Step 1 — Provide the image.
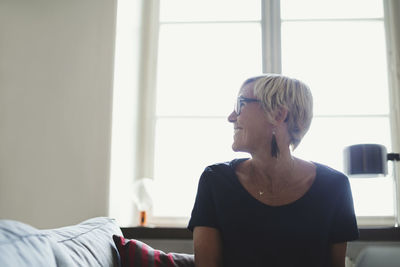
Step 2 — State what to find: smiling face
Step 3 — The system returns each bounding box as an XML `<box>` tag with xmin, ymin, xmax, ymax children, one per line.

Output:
<box><xmin>228</xmin><ymin>81</ymin><xmax>272</xmax><ymax>154</ymax></box>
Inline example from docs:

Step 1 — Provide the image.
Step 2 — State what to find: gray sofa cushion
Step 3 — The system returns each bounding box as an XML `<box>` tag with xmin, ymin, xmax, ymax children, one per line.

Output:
<box><xmin>355</xmin><ymin>246</ymin><xmax>400</xmax><ymax>267</ymax></box>
<box><xmin>0</xmin><ymin>217</ymin><xmax>123</xmax><ymax>267</ymax></box>
<box><xmin>0</xmin><ymin>220</ymin><xmax>58</xmax><ymax>267</ymax></box>
<box><xmin>44</xmin><ymin>217</ymin><xmax>123</xmax><ymax>267</ymax></box>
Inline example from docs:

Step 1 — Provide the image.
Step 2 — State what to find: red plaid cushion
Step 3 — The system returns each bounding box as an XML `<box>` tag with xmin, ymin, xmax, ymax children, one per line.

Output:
<box><xmin>113</xmin><ymin>235</ymin><xmax>194</xmax><ymax>267</ymax></box>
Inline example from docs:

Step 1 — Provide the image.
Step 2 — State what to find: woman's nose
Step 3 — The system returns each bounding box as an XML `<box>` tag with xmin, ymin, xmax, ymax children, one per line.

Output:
<box><xmin>228</xmin><ymin>111</ymin><xmax>237</xmax><ymax>123</ymax></box>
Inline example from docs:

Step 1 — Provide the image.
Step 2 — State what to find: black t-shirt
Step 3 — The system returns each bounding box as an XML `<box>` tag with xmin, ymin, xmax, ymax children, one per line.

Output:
<box><xmin>188</xmin><ymin>158</ymin><xmax>359</xmax><ymax>267</ymax></box>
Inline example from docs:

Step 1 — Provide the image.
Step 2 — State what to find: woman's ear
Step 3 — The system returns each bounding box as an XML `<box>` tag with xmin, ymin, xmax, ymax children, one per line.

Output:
<box><xmin>273</xmin><ymin>107</ymin><xmax>288</xmax><ymax>124</ymax></box>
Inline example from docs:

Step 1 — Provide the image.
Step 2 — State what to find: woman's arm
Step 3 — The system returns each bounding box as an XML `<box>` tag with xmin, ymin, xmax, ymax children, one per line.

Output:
<box><xmin>193</xmin><ymin>226</ymin><xmax>223</xmax><ymax>267</ymax></box>
<box><xmin>331</xmin><ymin>242</ymin><xmax>347</xmax><ymax>267</ymax></box>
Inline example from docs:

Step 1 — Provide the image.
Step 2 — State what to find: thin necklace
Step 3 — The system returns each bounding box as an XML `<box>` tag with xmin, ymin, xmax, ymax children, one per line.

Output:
<box><xmin>252</xmin><ymin>158</ymin><xmax>295</xmax><ymax>198</ymax></box>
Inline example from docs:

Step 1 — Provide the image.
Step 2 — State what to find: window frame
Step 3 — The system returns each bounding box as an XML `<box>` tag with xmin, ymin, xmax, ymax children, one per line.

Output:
<box><xmin>136</xmin><ymin>0</ymin><xmax>400</xmax><ymax>227</ymax></box>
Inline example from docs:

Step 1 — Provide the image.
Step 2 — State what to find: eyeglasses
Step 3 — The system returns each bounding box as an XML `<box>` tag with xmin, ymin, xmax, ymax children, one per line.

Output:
<box><xmin>235</xmin><ymin>96</ymin><xmax>260</xmax><ymax>115</ymax></box>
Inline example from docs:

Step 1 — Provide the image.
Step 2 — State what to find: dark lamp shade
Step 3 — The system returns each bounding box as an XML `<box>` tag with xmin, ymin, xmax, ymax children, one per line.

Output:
<box><xmin>343</xmin><ymin>144</ymin><xmax>388</xmax><ymax>177</ymax></box>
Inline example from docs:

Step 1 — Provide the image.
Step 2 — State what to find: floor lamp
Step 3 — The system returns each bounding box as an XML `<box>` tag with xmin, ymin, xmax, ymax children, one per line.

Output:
<box><xmin>343</xmin><ymin>144</ymin><xmax>400</xmax><ymax>227</ymax></box>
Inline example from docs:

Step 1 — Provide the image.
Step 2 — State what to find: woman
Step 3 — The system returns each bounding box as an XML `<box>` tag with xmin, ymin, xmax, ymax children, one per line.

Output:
<box><xmin>188</xmin><ymin>74</ymin><xmax>359</xmax><ymax>267</ymax></box>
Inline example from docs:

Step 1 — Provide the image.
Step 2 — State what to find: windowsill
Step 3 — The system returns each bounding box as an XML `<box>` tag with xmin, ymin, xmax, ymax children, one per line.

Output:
<box><xmin>121</xmin><ymin>226</ymin><xmax>400</xmax><ymax>241</ymax></box>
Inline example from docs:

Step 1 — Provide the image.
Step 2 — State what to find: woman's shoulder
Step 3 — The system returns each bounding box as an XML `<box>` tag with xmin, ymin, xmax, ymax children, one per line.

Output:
<box><xmin>312</xmin><ymin>161</ymin><xmax>350</xmax><ymax>186</ymax></box>
<box><xmin>199</xmin><ymin>158</ymin><xmax>249</xmax><ymax>185</ymax></box>
<box><xmin>204</xmin><ymin>158</ymin><xmax>249</xmax><ymax>173</ymax></box>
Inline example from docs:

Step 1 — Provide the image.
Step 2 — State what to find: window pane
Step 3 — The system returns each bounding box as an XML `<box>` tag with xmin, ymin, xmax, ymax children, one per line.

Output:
<box><xmin>350</xmin><ymin>177</ymin><xmax>394</xmax><ymax>216</ymax></box>
<box><xmin>293</xmin><ymin>116</ymin><xmax>393</xmax><ymax>217</ymax></box>
<box><xmin>281</xmin><ymin>0</ymin><xmax>383</xmax><ymax>20</ymax></box>
<box><xmin>160</xmin><ymin>0</ymin><xmax>260</xmax><ymax>22</ymax></box>
<box><xmin>156</xmin><ymin>23</ymin><xmax>262</xmax><ymax>117</ymax></box>
<box><xmin>293</xmin><ymin>117</ymin><xmax>391</xmax><ymax>171</ymax></box>
<box><xmin>281</xmin><ymin>21</ymin><xmax>389</xmax><ymax>116</ymax></box>
<box><xmin>152</xmin><ymin>118</ymin><xmax>248</xmax><ymax>217</ymax></box>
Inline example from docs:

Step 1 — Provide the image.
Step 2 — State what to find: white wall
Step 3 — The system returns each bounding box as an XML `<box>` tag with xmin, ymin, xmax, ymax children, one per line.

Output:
<box><xmin>0</xmin><ymin>0</ymin><xmax>117</xmax><ymax>228</ymax></box>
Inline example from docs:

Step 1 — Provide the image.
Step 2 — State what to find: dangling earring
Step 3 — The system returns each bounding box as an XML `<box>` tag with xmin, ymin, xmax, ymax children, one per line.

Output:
<box><xmin>271</xmin><ymin>131</ymin><xmax>279</xmax><ymax>158</ymax></box>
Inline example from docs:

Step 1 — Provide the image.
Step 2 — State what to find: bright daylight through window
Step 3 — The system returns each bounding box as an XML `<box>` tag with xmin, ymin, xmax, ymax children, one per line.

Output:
<box><xmin>148</xmin><ymin>0</ymin><xmax>394</xmax><ymax>226</ymax></box>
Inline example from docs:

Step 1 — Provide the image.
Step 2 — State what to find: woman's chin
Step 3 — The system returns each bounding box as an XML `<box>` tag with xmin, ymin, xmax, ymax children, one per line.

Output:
<box><xmin>231</xmin><ymin>142</ymin><xmax>239</xmax><ymax>152</ymax></box>
<box><xmin>232</xmin><ymin>142</ymin><xmax>245</xmax><ymax>152</ymax></box>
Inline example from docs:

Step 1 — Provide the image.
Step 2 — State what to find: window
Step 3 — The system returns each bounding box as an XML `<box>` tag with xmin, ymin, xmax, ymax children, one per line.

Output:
<box><xmin>138</xmin><ymin>0</ymin><xmax>397</xmax><ymax>226</ymax></box>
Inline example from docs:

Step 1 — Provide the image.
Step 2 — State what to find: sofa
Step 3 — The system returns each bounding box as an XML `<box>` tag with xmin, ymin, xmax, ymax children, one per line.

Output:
<box><xmin>0</xmin><ymin>217</ymin><xmax>194</xmax><ymax>267</ymax></box>
<box><xmin>6</xmin><ymin>216</ymin><xmax>398</xmax><ymax>267</ymax></box>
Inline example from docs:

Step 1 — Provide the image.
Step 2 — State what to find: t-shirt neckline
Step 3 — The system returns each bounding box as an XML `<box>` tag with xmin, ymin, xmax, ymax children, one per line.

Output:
<box><xmin>229</xmin><ymin>158</ymin><xmax>319</xmax><ymax>209</ymax></box>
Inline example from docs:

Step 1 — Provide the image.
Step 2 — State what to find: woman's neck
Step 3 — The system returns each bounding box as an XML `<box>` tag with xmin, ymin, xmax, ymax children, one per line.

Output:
<box><xmin>249</xmin><ymin>151</ymin><xmax>296</xmax><ymax>185</ymax></box>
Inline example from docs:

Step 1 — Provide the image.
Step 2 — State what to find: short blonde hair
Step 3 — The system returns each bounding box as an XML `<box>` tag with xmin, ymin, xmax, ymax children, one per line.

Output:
<box><xmin>251</xmin><ymin>74</ymin><xmax>313</xmax><ymax>149</ymax></box>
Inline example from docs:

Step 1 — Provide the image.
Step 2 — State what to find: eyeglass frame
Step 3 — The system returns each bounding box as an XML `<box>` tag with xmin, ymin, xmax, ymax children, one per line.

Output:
<box><xmin>235</xmin><ymin>96</ymin><xmax>260</xmax><ymax>115</ymax></box>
